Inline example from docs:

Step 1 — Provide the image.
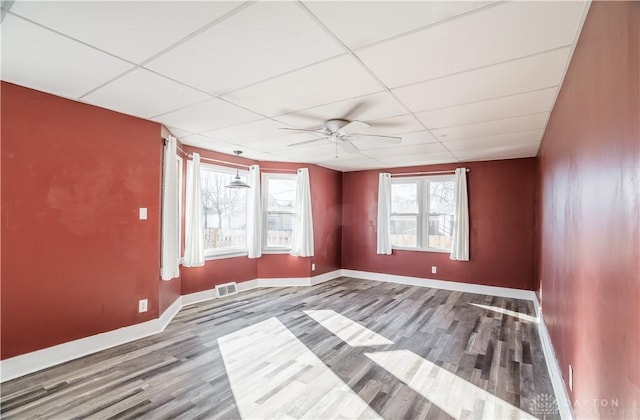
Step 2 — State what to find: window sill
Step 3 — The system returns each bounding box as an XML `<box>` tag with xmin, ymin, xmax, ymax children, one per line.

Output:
<box><xmin>262</xmin><ymin>248</ymin><xmax>292</xmax><ymax>255</ymax></box>
<box><xmin>204</xmin><ymin>250</ymin><xmax>248</xmax><ymax>260</ymax></box>
<box><xmin>392</xmin><ymin>246</ymin><xmax>451</xmax><ymax>254</ymax></box>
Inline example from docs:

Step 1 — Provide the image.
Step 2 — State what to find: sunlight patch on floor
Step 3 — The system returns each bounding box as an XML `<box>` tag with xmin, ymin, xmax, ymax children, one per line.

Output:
<box><xmin>365</xmin><ymin>349</ymin><xmax>537</xmax><ymax>420</ymax></box>
<box><xmin>470</xmin><ymin>303</ymin><xmax>538</xmax><ymax>323</ymax></box>
<box><xmin>218</xmin><ymin>317</ymin><xmax>382</xmax><ymax>420</ymax></box>
<box><xmin>304</xmin><ymin>309</ymin><xmax>394</xmax><ymax>347</ymax></box>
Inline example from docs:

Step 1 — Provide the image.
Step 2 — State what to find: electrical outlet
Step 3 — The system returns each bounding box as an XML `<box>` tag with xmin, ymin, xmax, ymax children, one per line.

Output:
<box><xmin>431</xmin><ymin>266</ymin><xmax>437</xmax><ymax>274</ymax></box>
<box><xmin>311</xmin><ymin>263</ymin><xmax>316</xmax><ymax>271</ymax></box>
<box><xmin>569</xmin><ymin>364</ymin><xmax>573</xmax><ymax>391</ymax></box>
<box><xmin>138</xmin><ymin>299</ymin><xmax>148</xmax><ymax>313</ymax></box>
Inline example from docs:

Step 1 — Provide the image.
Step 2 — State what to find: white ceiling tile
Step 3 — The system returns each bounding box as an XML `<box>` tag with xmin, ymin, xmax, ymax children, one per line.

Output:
<box><xmin>352</xmin><ymin>130</ymin><xmax>437</xmax><ymax>151</ymax></box>
<box><xmin>240</xmin><ymin>150</ymin><xmax>294</xmax><ymax>163</ymax></box>
<box><xmin>146</xmin><ymin>2</ymin><xmax>344</xmax><ymax>95</ymax></box>
<box><xmin>221</xmin><ymin>55</ymin><xmax>383</xmax><ymax>117</ymax></box>
<box><xmin>181</xmin><ymin>134</ymin><xmax>266</xmax><ymax>161</ymax></box>
<box><xmin>276</xmin><ymin>142</ymin><xmax>355</xmax><ymax>162</ymax></box>
<box><xmin>393</xmin><ymin>47</ymin><xmax>571</xmax><ymax>113</ymax></box>
<box><xmin>454</xmin><ymin>142</ymin><xmax>540</xmax><ymax>161</ymax></box>
<box><xmin>9</xmin><ymin>1</ymin><xmax>240</xmax><ymax>63</ymax></box>
<box><xmin>153</xmin><ymin>98</ymin><xmax>262</xmax><ymax>133</ymax></box>
<box><xmin>362</xmin><ymin>114</ymin><xmax>424</xmax><ymax>136</ymax></box>
<box><xmin>180</xmin><ymin>134</ymin><xmax>234</xmax><ymax>151</ymax></box>
<box><xmin>357</xmin><ymin>1</ymin><xmax>587</xmax><ymax>87</ymax></box>
<box><xmin>202</xmin><ymin>119</ymin><xmax>290</xmax><ymax>145</ymax></box>
<box><xmin>1</xmin><ymin>15</ymin><xmax>133</xmax><ymax>99</ymax></box>
<box><xmin>242</xmin><ymin>132</ymin><xmax>321</xmax><ymax>152</ymax></box>
<box><xmin>443</xmin><ymin>129</ymin><xmax>544</xmax><ymax>151</ymax></box>
<box><xmin>432</xmin><ymin>113</ymin><xmax>549</xmax><ymax>142</ymax></box>
<box><xmin>167</xmin><ymin>127</ymin><xmax>196</xmax><ymax>139</ymax></box>
<box><xmin>376</xmin><ymin>152</ymin><xmax>458</xmax><ymax>166</ymax></box>
<box><xmin>82</xmin><ymin>68</ymin><xmax>210</xmax><ymax>119</ymax></box>
<box><xmin>274</xmin><ymin>91</ymin><xmax>407</xmax><ymax>129</ymax></box>
<box><xmin>361</xmin><ymin>142</ymin><xmax>448</xmax><ymax>159</ymax></box>
<box><xmin>417</xmin><ymin>88</ymin><xmax>557</xmax><ymax>129</ymax></box>
<box><xmin>318</xmin><ymin>157</ymin><xmax>387</xmax><ymax>172</ymax></box>
<box><xmin>303</xmin><ymin>1</ymin><xmax>492</xmax><ymax>50</ymax></box>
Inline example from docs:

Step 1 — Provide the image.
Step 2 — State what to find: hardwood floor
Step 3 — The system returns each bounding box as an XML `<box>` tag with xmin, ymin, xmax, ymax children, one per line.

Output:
<box><xmin>1</xmin><ymin>277</ymin><xmax>559</xmax><ymax>419</ymax></box>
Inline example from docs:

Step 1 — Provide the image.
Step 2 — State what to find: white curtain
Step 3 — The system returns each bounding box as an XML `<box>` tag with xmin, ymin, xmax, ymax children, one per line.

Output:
<box><xmin>290</xmin><ymin>168</ymin><xmax>314</xmax><ymax>257</ymax></box>
<box><xmin>160</xmin><ymin>136</ymin><xmax>180</xmax><ymax>280</ymax></box>
<box><xmin>450</xmin><ymin>168</ymin><xmax>470</xmax><ymax>261</ymax></box>
<box><xmin>376</xmin><ymin>172</ymin><xmax>392</xmax><ymax>255</ymax></box>
<box><xmin>246</xmin><ymin>165</ymin><xmax>262</xmax><ymax>259</ymax></box>
<box><xmin>183</xmin><ymin>153</ymin><xmax>205</xmax><ymax>267</ymax></box>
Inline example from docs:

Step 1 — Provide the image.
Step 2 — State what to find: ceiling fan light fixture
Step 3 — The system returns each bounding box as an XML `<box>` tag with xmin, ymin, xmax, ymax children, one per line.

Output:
<box><xmin>225</xmin><ymin>151</ymin><xmax>250</xmax><ymax>189</ymax></box>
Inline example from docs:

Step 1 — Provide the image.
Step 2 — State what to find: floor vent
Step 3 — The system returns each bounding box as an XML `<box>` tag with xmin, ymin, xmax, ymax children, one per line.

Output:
<box><xmin>215</xmin><ymin>282</ymin><xmax>238</xmax><ymax>298</ymax></box>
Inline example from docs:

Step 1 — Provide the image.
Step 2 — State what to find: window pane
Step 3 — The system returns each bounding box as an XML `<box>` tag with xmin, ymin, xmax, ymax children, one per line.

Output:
<box><xmin>391</xmin><ymin>183</ymin><xmax>418</xmax><ymax>213</ymax></box>
<box><xmin>265</xmin><ymin>176</ymin><xmax>297</xmax><ymax>248</ymax></box>
<box><xmin>200</xmin><ymin>169</ymin><xmax>247</xmax><ymax>250</ymax></box>
<box><xmin>267</xmin><ymin>213</ymin><xmax>294</xmax><ymax>247</ymax></box>
<box><xmin>267</xmin><ymin>178</ymin><xmax>296</xmax><ymax>210</ymax></box>
<box><xmin>427</xmin><ymin>214</ymin><xmax>454</xmax><ymax>249</ymax></box>
<box><xmin>427</xmin><ymin>180</ymin><xmax>455</xmax><ymax>250</ymax></box>
<box><xmin>390</xmin><ymin>215</ymin><xmax>417</xmax><ymax>247</ymax></box>
<box><xmin>429</xmin><ymin>181</ymin><xmax>455</xmax><ymax>214</ymax></box>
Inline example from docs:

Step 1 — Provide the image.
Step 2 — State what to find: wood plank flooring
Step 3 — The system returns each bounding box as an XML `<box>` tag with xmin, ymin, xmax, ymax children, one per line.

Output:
<box><xmin>1</xmin><ymin>277</ymin><xmax>559</xmax><ymax>419</ymax></box>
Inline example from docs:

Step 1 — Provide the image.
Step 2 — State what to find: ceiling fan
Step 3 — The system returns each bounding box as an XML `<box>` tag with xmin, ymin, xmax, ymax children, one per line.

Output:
<box><xmin>281</xmin><ymin>119</ymin><xmax>402</xmax><ymax>155</ymax></box>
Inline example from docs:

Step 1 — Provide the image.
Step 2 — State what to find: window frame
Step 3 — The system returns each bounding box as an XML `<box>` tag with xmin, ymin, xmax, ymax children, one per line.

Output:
<box><xmin>390</xmin><ymin>175</ymin><xmax>455</xmax><ymax>253</ymax></box>
<box><xmin>262</xmin><ymin>172</ymin><xmax>297</xmax><ymax>253</ymax></box>
<box><xmin>176</xmin><ymin>155</ymin><xmax>184</xmax><ymax>262</ymax></box>
<box><xmin>200</xmin><ymin>163</ymin><xmax>249</xmax><ymax>258</ymax></box>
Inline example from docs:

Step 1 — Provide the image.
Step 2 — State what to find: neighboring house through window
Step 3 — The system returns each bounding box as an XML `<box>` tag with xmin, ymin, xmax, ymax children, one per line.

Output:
<box><xmin>262</xmin><ymin>173</ymin><xmax>297</xmax><ymax>251</ymax></box>
<box><xmin>390</xmin><ymin>175</ymin><xmax>456</xmax><ymax>252</ymax></box>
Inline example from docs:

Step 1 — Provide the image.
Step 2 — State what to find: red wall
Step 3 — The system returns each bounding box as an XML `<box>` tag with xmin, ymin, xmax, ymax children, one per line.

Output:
<box><xmin>178</xmin><ymin>146</ymin><xmax>343</xmax><ymax>295</ymax></box>
<box><xmin>537</xmin><ymin>2</ymin><xmax>639</xmax><ymax>417</ymax></box>
<box><xmin>342</xmin><ymin>158</ymin><xmax>537</xmax><ymax>290</ymax></box>
<box><xmin>1</xmin><ymin>82</ymin><xmax>163</xmax><ymax>359</ymax></box>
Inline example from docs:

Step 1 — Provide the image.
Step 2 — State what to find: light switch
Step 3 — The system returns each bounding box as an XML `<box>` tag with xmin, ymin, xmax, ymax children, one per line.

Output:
<box><xmin>139</xmin><ymin>208</ymin><xmax>147</xmax><ymax>220</ymax></box>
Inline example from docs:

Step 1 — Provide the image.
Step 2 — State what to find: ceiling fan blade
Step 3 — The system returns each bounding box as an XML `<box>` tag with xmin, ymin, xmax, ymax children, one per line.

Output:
<box><xmin>287</xmin><ymin>137</ymin><xmax>328</xmax><ymax>147</ymax></box>
<box><xmin>342</xmin><ymin>100</ymin><xmax>371</xmax><ymax>120</ymax></box>
<box><xmin>340</xmin><ymin>139</ymin><xmax>360</xmax><ymax>154</ymax></box>
<box><xmin>351</xmin><ymin>133</ymin><xmax>402</xmax><ymax>143</ymax></box>
<box><xmin>280</xmin><ymin>127</ymin><xmax>326</xmax><ymax>135</ymax></box>
<box><xmin>339</xmin><ymin>120</ymin><xmax>370</xmax><ymax>135</ymax></box>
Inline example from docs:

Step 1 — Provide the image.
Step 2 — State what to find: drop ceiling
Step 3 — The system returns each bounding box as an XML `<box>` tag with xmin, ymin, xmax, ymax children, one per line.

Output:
<box><xmin>1</xmin><ymin>1</ymin><xmax>589</xmax><ymax>171</ymax></box>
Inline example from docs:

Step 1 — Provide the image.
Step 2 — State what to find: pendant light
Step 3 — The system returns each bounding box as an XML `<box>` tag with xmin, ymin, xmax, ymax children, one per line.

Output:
<box><xmin>225</xmin><ymin>150</ymin><xmax>250</xmax><ymax>189</ymax></box>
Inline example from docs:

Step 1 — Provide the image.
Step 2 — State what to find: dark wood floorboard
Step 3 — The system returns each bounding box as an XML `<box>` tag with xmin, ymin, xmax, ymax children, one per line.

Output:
<box><xmin>1</xmin><ymin>277</ymin><xmax>558</xmax><ymax>419</ymax></box>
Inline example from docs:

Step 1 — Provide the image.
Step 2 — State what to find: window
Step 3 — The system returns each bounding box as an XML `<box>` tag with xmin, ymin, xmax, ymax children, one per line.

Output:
<box><xmin>200</xmin><ymin>164</ymin><xmax>248</xmax><ymax>255</ymax></box>
<box><xmin>390</xmin><ymin>176</ymin><xmax>456</xmax><ymax>252</ymax></box>
<box><xmin>263</xmin><ymin>173</ymin><xmax>297</xmax><ymax>250</ymax></box>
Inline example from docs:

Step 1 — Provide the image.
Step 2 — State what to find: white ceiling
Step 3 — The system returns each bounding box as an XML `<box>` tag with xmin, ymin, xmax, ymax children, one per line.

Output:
<box><xmin>1</xmin><ymin>0</ymin><xmax>589</xmax><ymax>171</ymax></box>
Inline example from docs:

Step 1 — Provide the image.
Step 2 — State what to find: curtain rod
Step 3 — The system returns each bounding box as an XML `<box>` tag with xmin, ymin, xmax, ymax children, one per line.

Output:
<box><xmin>391</xmin><ymin>168</ymin><xmax>470</xmax><ymax>177</ymax></box>
<box><xmin>186</xmin><ymin>154</ymin><xmax>297</xmax><ymax>173</ymax></box>
<box><xmin>188</xmin><ymin>153</ymin><xmax>250</xmax><ymax>168</ymax></box>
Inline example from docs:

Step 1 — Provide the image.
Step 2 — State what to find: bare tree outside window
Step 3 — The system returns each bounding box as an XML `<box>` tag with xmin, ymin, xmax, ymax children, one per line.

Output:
<box><xmin>200</xmin><ymin>167</ymin><xmax>247</xmax><ymax>250</ymax></box>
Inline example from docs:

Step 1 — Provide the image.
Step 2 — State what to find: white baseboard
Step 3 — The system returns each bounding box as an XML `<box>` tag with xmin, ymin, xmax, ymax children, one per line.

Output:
<box><xmin>533</xmin><ymin>296</ymin><xmax>574</xmax><ymax>420</ymax></box>
<box><xmin>341</xmin><ymin>269</ymin><xmax>537</xmax><ymax>301</ymax></box>
<box><xmin>1</xmin><ymin>266</ymin><xmax>570</xmax><ymax>420</ymax></box>
<box><xmin>0</xmin><ymin>296</ymin><xmax>183</xmax><ymax>383</ymax></box>
<box><xmin>256</xmin><ymin>277</ymin><xmax>310</xmax><ymax>287</ymax></box>
<box><xmin>310</xmin><ymin>269</ymin><xmax>342</xmax><ymax>286</ymax></box>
